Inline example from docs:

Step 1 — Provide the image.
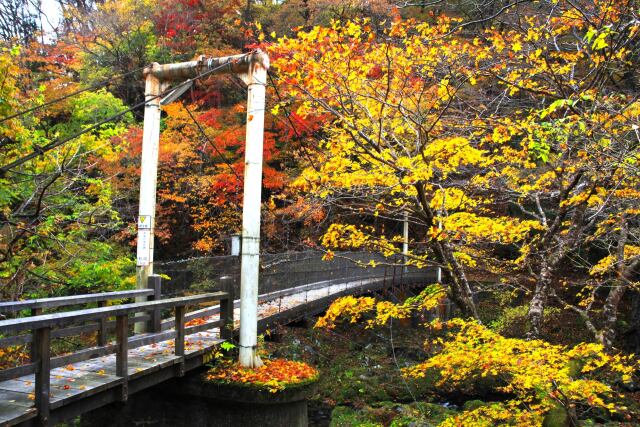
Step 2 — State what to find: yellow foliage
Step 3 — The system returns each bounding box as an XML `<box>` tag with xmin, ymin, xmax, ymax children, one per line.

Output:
<box><xmin>590</xmin><ymin>245</ymin><xmax>640</xmax><ymax>275</ymax></box>
<box><xmin>315</xmin><ymin>285</ymin><xmax>445</xmax><ymax>329</ymax></box>
<box><xmin>314</xmin><ymin>295</ymin><xmax>376</xmax><ymax>329</ymax></box>
<box><xmin>404</xmin><ymin>319</ymin><xmax>636</xmax><ymax>419</ymax></box>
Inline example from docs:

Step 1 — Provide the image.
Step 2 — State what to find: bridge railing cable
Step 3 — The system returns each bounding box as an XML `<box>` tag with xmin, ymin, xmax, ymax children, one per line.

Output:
<box><xmin>1</xmin><ymin>56</ymin><xmax>250</xmax><ymax>175</ymax></box>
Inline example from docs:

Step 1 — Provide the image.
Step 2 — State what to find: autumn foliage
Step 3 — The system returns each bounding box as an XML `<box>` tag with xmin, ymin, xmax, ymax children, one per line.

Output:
<box><xmin>317</xmin><ymin>296</ymin><xmax>638</xmax><ymax>425</ymax></box>
<box><xmin>205</xmin><ymin>358</ymin><xmax>318</xmax><ymax>393</ymax></box>
<box><xmin>1</xmin><ymin>0</ymin><xmax>640</xmax><ymax>424</ymax></box>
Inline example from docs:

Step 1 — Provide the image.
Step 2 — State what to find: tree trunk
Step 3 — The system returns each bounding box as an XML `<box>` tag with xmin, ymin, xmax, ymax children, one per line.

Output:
<box><xmin>528</xmin><ymin>261</ymin><xmax>552</xmax><ymax>338</ymax></box>
<box><xmin>599</xmin><ymin>281</ymin><xmax>626</xmax><ymax>348</ymax></box>
<box><xmin>440</xmin><ymin>240</ymin><xmax>479</xmax><ymax>319</ymax></box>
<box><xmin>414</xmin><ymin>183</ymin><xmax>479</xmax><ymax>319</ymax></box>
<box><xmin>598</xmin><ymin>217</ymin><xmax>636</xmax><ymax>349</ymax></box>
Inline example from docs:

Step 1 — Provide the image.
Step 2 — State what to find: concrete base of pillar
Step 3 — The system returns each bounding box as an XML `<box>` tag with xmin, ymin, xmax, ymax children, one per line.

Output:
<box><xmin>79</xmin><ymin>371</ymin><xmax>318</xmax><ymax>427</ymax></box>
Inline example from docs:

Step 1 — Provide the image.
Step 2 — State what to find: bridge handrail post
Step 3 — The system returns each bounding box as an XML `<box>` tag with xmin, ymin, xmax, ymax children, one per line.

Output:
<box><xmin>115</xmin><ymin>314</ymin><xmax>129</xmax><ymax>401</ymax></box>
<box><xmin>174</xmin><ymin>305</ymin><xmax>185</xmax><ymax>357</ymax></box>
<box><xmin>174</xmin><ymin>305</ymin><xmax>186</xmax><ymax>377</ymax></box>
<box><xmin>33</xmin><ymin>326</ymin><xmax>51</xmax><ymax>425</ymax></box>
<box><xmin>147</xmin><ymin>275</ymin><xmax>162</xmax><ymax>333</ymax></box>
<box><xmin>219</xmin><ymin>277</ymin><xmax>234</xmax><ymax>340</ymax></box>
<box><xmin>97</xmin><ymin>301</ymin><xmax>108</xmax><ymax>347</ymax></box>
<box><xmin>30</xmin><ymin>307</ymin><xmax>42</xmax><ymax>363</ymax></box>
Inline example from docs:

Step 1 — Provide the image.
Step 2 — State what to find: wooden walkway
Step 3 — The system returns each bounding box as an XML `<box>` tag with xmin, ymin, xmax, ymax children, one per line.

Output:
<box><xmin>0</xmin><ymin>329</ymin><xmax>221</xmax><ymax>426</ymax></box>
<box><xmin>0</xmin><ymin>271</ymin><xmax>433</xmax><ymax>426</ymax></box>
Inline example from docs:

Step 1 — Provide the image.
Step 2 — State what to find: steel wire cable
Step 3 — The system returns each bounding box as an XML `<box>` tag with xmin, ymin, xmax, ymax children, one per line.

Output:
<box><xmin>0</xmin><ymin>53</ymin><xmax>252</xmax><ymax>174</ymax></box>
<box><xmin>0</xmin><ymin>65</ymin><xmax>149</xmax><ymax>125</ymax></box>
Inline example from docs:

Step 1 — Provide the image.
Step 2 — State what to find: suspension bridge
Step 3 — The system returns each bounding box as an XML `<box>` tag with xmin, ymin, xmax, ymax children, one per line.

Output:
<box><xmin>0</xmin><ymin>252</ymin><xmax>435</xmax><ymax>426</ymax></box>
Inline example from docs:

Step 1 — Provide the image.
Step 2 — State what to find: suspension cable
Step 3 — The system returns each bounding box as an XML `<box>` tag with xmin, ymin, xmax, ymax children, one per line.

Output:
<box><xmin>182</xmin><ymin>103</ymin><xmax>242</xmax><ymax>182</ymax></box>
<box><xmin>0</xmin><ymin>65</ymin><xmax>148</xmax><ymax>125</ymax></box>
<box><xmin>0</xmin><ymin>54</ymin><xmax>252</xmax><ymax>175</ymax></box>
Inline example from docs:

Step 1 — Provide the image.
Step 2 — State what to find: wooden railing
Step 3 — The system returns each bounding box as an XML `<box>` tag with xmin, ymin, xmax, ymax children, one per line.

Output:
<box><xmin>0</xmin><ymin>289</ymin><xmax>156</xmax><ymax>352</ymax></box>
<box><xmin>0</xmin><ymin>277</ymin><xmax>234</xmax><ymax>426</ymax></box>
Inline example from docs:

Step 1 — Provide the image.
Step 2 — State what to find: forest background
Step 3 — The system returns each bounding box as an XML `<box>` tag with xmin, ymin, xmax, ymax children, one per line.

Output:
<box><xmin>0</xmin><ymin>0</ymin><xmax>639</xmax><ymax>425</ymax></box>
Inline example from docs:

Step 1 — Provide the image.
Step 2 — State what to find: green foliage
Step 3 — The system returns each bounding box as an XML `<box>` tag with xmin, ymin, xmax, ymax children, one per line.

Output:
<box><xmin>330</xmin><ymin>402</ymin><xmax>457</xmax><ymax>427</ymax></box>
<box><xmin>67</xmin><ymin>89</ymin><xmax>134</xmax><ymax>136</ymax></box>
<box><xmin>330</xmin><ymin>406</ymin><xmax>382</xmax><ymax>427</ymax></box>
<box><xmin>220</xmin><ymin>342</ymin><xmax>236</xmax><ymax>352</ymax></box>
<box><xmin>490</xmin><ymin>305</ymin><xmax>561</xmax><ymax>337</ymax></box>
<box><xmin>0</xmin><ymin>51</ymin><xmax>134</xmax><ymax>299</ymax></box>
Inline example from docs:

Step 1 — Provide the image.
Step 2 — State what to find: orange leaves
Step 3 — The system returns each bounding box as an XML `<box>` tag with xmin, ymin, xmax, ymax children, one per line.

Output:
<box><xmin>185</xmin><ymin>316</ymin><xmax>209</xmax><ymax>327</ymax></box>
<box><xmin>139</xmin><ymin>97</ymin><xmax>288</xmax><ymax>255</ymax></box>
<box><xmin>205</xmin><ymin>359</ymin><xmax>318</xmax><ymax>393</ymax></box>
<box><xmin>0</xmin><ymin>346</ymin><xmax>29</xmax><ymax>370</ymax></box>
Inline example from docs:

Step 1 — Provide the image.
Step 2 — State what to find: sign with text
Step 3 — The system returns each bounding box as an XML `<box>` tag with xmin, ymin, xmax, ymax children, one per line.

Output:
<box><xmin>138</xmin><ymin>215</ymin><xmax>152</xmax><ymax>229</ymax></box>
<box><xmin>136</xmin><ymin>229</ymin><xmax>151</xmax><ymax>266</ymax></box>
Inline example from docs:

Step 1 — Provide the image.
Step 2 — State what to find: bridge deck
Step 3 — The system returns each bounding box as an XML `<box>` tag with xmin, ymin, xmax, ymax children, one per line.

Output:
<box><xmin>0</xmin><ymin>273</ymin><xmax>429</xmax><ymax>426</ymax></box>
<box><xmin>0</xmin><ymin>329</ymin><xmax>222</xmax><ymax>426</ymax></box>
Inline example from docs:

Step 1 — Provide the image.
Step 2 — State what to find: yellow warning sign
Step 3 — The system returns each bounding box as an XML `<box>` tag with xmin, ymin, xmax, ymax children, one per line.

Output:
<box><xmin>137</xmin><ymin>215</ymin><xmax>151</xmax><ymax>229</ymax></box>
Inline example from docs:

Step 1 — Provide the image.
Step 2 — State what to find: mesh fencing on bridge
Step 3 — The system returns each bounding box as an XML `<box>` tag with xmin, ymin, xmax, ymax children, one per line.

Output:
<box><xmin>155</xmin><ymin>251</ymin><xmax>433</xmax><ymax>299</ymax></box>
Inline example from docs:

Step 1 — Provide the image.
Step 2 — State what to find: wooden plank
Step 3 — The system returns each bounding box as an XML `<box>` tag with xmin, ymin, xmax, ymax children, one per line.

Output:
<box><xmin>147</xmin><ymin>275</ymin><xmax>162</xmax><ymax>333</ymax></box>
<box><xmin>0</xmin><ymin>313</ymin><xmax>150</xmax><ymax>349</ymax></box>
<box><xmin>0</xmin><ymin>289</ymin><xmax>155</xmax><ymax>313</ymax></box>
<box><xmin>0</xmin><ymin>389</ymin><xmax>33</xmax><ymax>407</ymax></box>
<box><xmin>174</xmin><ymin>306</ymin><xmax>185</xmax><ymax>357</ymax></box>
<box><xmin>26</xmin><ymin>325</ymin><xmax>203</xmax><ymax>375</ymax></box>
<box><xmin>183</xmin><ymin>337</ymin><xmax>223</xmax><ymax>359</ymax></box>
<box><xmin>0</xmin><ymin>377</ymin><xmax>121</xmax><ymax>411</ymax></box>
<box><xmin>9</xmin><ymin>369</ymin><xmax>122</xmax><ymax>405</ymax></box>
<box><xmin>219</xmin><ymin>277</ymin><xmax>234</xmax><ymax>340</ymax></box>
<box><xmin>49</xmin><ymin>372</ymin><xmax>121</xmax><ymax>410</ymax></box>
<box><xmin>29</xmin><ymin>308</ymin><xmax>42</xmax><ymax>364</ymax></box>
<box><xmin>33</xmin><ymin>327</ymin><xmax>51</xmax><ymax>426</ymax></box>
<box><xmin>97</xmin><ymin>301</ymin><xmax>108</xmax><ymax>347</ymax></box>
<box><xmin>161</xmin><ymin>305</ymin><xmax>220</xmax><ymax>331</ymax></box>
<box><xmin>0</xmin><ymin>390</ymin><xmax>36</xmax><ymax>427</ymax></box>
<box><xmin>49</xmin><ymin>369</ymin><xmax>119</xmax><ymax>385</ymax></box>
<box><xmin>115</xmin><ymin>315</ymin><xmax>128</xmax><ymax>401</ymax></box>
<box><xmin>127</xmin><ymin>354</ymin><xmax>181</xmax><ymax>380</ymax></box>
<box><xmin>0</xmin><ymin>379</ymin><xmax>34</xmax><ymax>394</ymax></box>
<box><xmin>0</xmin><ymin>363</ymin><xmax>36</xmax><ymax>382</ymax></box>
<box><xmin>70</xmin><ymin>353</ymin><xmax>180</xmax><ymax>380</ymax></box>
<box><xmin>0</xmin><ymin>323</ymin><xmax>225</xmax><ymax>425</ymax></box>
<box><xmin>0</xmin><ymin>292</ymin><xmax>227</xmax><ymax>334</ymax></box>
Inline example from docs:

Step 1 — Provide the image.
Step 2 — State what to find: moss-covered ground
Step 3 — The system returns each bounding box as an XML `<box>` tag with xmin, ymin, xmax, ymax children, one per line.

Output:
<box><xmin>262</xmin><ymin>318</ymin><xmax>459</xmax><ymax>426</ymax></box>
<box><xmin>262</xmin><ymin>316</ymin><xmax>639</xmax><ymax>427</ymax></box>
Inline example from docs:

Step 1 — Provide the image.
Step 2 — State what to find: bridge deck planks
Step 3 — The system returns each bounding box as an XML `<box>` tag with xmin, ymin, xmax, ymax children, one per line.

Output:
<box><xmin>0</xmin><ymin>329</ymin><xmax>222</xmax><ymax>426</ymax></box>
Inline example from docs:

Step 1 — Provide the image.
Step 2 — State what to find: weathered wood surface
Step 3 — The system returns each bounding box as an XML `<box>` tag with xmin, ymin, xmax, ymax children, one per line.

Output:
<box><xmin>0</xmin><ymin>313</ymin><xmax>151</xmax><ymax>349</ymax></box>
<box><xmin>0</xmin><ymin>319</ymin><xmax>223</xmax><ymax>383</ymax></box>
<box><xmin>0</xmin><ymin>293</ymin><xmax>226</xmax><ymax>334</ymax></box>
<box><xmin>0</xmin><ymin>328</ymin><xmax>223</xmax><ymax>426</ymax></box>
<box><xmin>0</xmin><ymin>290</ymin><xmax>155</xmax><ymax>313</ymax></box>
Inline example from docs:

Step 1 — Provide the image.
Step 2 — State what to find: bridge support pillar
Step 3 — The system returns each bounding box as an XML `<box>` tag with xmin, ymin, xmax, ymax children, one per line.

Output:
<box><xmin>238</xmin><ymin>51</ymin><xmax>269</xmax><ymax>369</ymax></box>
